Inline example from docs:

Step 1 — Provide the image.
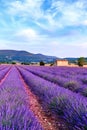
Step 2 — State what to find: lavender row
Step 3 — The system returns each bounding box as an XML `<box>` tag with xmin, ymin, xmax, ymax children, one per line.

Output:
<box><xmin>0</xmin><ymin>66</ymin><xmax>11</xmax><ymax>82</ymax></box>
<box><xmin>0</xmin><ymin>65</ymin><xmax>8</xmax><ymax>71</ymax></box>
<box><xmin>17</xmin><ymin>66</ymin><xmax>87</xmax><ymax>130</ymax></box>
<box><xmin>37</xmin><ymin>66</ymin><xmax>87</xmax><ymax>77</ymax></box>
<box><xmin>40</xmin><ymin>66</ymin><xmax>87</xmax><ymax>85</ymax></box>
<box><xmin>20</xmin><ymin>66</ymin><xmax>87</xmax><ymax>98</ymax></box>
<box><xmin>25</xmin><ymin>66</ymin><xmax>87</xmax><ymax>82</ymax></box>
<box><xmin>21</xmin><ymin>66</ymin><xmax>80</xmax><ymax>90</ymax></box>
<box><xmin>0</xmin><ymin>66</ymin><xmax>43</xmax><ymax>130</ymax></box>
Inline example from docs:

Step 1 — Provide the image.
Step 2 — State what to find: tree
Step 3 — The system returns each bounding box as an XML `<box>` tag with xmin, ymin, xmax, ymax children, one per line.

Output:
<box><xmin>40</xmin><ymin>61</ymin><xmax>45</xmax><ymax>66</ymax></box>
<box><xmin>78</xmin><ymin>57</ymin><xmax>85</xmax><ymax>67</ymax></box>
<box><xmin>12</xmin><ymin>62</ymin><xmax>16</xmax><ymax>64</ymax></box>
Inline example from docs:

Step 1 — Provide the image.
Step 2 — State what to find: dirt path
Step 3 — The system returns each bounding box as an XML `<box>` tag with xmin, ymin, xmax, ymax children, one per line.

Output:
<box><xmin>18</xmin><ymin>69</ymin><xmax>69</xmax><ymax>130</ymax></box>
<box><xmin>18</xmin><ymin>71</ymin><xmax>59</xmax><ymax>130</ymax></box>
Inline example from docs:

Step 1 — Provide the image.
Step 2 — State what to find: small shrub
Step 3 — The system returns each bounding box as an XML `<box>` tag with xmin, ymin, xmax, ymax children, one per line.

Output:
<box><xmin>12</xmin><ymin>62</ymin><xmax>16</xmax><ymax>64</ymax></box>
<box><xmin>81</xmin><ymin>88</ymin><xmax>87</xmax><ymax>97</ymax></box>
<box><xmin>82</xmin><ymin>78</ymin><xmax>87</xmax><ymax>84</ymax></box>
<box><xmin>64</xmin><ymin>81</ymin><xmax>79</xmax><ymax>92</ymax></box>
<box><xmin>49</xmin><ymin>96</ymin><xmax>68</xmax><ymax>116</ymax></box>
<box><xmin>78</xmin><ymin>57</ymin><xmax>85</xmax><ymax>67</ymax></box>
<box><xmin>40</xmin><ymin>61</ymin><xmax>45</xmax><ymax>66</ymax></box>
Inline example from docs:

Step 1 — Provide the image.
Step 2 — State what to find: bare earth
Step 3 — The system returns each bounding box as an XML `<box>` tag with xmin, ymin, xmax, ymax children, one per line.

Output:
<box><xmin>19</xmin><ymin>70</ymin><xmax>69</xmax><ymax>130</ymax></box>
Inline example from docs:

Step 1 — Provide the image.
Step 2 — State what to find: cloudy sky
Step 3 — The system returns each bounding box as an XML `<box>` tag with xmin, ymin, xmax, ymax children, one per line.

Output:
<box><xmin>0</xmin><ymin>0</ymin><xmax>87</xmax><ymax>57</ymax></box>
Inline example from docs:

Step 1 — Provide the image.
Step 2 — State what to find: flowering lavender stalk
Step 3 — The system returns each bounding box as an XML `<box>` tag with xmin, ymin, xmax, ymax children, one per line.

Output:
<box><xmin>0</xmin><ymin>66</ymin><xmax>43</xmax><ymax>130</ymax></box>
<box><xmin>21</xmin><ymin>66</ymin><xmax>87</xmax><ymax>97</ymax></box>
<box><xmin>0</xmin><ymin>66</ymin><xmax>11</xmax><ymax>81</ymax></box>
<box><xmin>18</xmin><ymin>66</ymin><xmax>87</xmax><ymax>130</ymax></box>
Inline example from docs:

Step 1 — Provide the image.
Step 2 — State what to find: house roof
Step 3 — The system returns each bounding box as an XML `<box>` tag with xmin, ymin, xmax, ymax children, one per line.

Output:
<box><xmin>56</xmin><ymin>59</ymin><xmax>68</xmax><ymax>62</ymax></box>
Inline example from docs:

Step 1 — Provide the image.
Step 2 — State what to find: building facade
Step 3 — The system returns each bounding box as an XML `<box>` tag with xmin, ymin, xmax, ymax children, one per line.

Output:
<box><xmin>55</xmin><ymin>59</ymin><xmax>68</xmax><ymax>66</ymax></box>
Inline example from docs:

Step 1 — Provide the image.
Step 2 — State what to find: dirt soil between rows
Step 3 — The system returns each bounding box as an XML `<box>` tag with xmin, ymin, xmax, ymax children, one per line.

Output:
<box><xmin>18</xmin><ymin>70</ymin><xmax>69</xmax><ymax>130</ymax></box>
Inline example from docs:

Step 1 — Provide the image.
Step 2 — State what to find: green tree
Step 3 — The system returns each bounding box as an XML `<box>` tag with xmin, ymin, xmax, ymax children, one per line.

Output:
<box><xmin>78</xmin><ymin>57</ymin><xmax>85</xmax><ymax>66</ymax></box>
<box><xmin>40</xmin><ymin>61</ymin><xmax>45</xmax><ymax>66</ymax></box>
<box><xmin>12</xmin><ymin>62</ymin><xmax>16</xmax><ymax>64</ymax></box>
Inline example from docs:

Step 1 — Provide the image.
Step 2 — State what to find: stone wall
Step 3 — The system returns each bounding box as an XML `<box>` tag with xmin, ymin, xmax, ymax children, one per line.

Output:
<box><xmin>56</xmin><ymin>60</ymin><xmax>68</xmax><ymax>66</ymax></box>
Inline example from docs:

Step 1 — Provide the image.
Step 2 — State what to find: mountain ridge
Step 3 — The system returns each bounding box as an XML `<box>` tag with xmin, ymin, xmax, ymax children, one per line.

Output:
<box><xmin>0</xmin><ymin>50</ymin><xmax>58</xmax><ymax>63</ymax></box>
<box><xmin>0</xmin><ymin>50</ymin><xmax>82</xmax><ymax>63</ymax></box>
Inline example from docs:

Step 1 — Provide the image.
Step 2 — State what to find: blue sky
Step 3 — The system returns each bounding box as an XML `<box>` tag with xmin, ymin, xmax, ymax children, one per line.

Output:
<box><xmin>0</xmin><ymin>0</ymin><xmax>87</xmax><ymax>57</ymax></box>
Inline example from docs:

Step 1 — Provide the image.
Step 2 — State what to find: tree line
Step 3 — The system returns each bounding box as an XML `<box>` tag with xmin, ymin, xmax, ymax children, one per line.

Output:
<box><xmin>77</xmin><ymin>57</ymin><xmax>86</xmax><ymax>67</ymax></box>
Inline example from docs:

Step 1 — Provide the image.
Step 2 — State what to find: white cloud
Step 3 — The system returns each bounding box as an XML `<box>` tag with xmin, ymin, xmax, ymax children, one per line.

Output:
<box><xmin>51</xmin><ymin>0</ymin><xmax>87</xmax><ymax>26</ymax></box>
<box><xmin>70</xmin><ymin>42</ymin><xmax>87</xmax><ymax>49</ymax></box>
<box><xmin>15</xmin><ymin>28</ymin><xmax>38</xmax><ymax>39</ymax></box>
<box><xmin>13</xmin><ymin>27</ymin><xmax>49</xmax><ymax>44</ymax></box>
<box><xmin>81</xmin><ymin>20</ymin><xmax>87</xmax><ymax>26</ymax></box>
<box><xmin>0</xmin><ymin>0</ymin><xmax>87</xmax><ymax>57</ymax></box>
<box><xmin>0</xmin><ymin>40</ymin><xmax>12</xmax><ymax>49</ymax></box>
<box><xmin>7</xmin><ymin>0</ymin><xmax>43</xmax><ymax>19</ymax></box>
<box><xmin>5</xmin><ymin>0</ymin><xmax>87</xmax><ymax>31</ymax></box>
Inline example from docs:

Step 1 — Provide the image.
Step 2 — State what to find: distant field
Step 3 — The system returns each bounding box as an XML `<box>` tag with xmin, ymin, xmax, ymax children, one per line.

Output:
<box><xmin>0</xmin><ymin>65</ymin><xmax>87</xmax><ymax>130</ymax></box>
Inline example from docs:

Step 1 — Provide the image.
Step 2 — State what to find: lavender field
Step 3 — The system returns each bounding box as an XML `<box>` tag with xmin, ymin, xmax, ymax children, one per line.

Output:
<box><xmin>0</xmin><ymin>65</ymin><xmax>87</xmax><ymax>130</ymax></box>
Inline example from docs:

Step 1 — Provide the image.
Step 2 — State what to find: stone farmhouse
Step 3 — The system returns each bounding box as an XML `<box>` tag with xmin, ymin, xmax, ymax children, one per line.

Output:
<box><xmin>55</xmin><ymin>59</ymin><xmax>69</xmax><ymax>66</ymax></box>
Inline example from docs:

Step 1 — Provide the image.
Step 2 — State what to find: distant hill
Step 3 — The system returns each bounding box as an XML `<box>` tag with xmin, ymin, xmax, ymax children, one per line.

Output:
<box><xmin>0</xmin><ymin>50</ymin><xmax>58</xmax><ymax>63</ymax></box>
<box><xmin>0</xmin><ymin>50</ymin><xmax>83</xmax><ymax>64</ymax></box>
<box><xmin>64</xmin><ymin>58</ymin><xmax>78</xmax><ymax>64</ymax></box>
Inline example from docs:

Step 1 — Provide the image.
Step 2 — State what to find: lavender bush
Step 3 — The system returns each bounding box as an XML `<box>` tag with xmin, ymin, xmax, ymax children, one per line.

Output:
<box><xmin>21</xmin><ymin>66</ymin><xmax>87</xmax><ymax>97</ymax></box>
<box><xmin>17</xmin><ymin>66</ymin><xmax>87</xmax><ymax>130</ymax></box>
<box><xmin>0</xmin><ymin>66</ymin><xmax>43</xmax><ymax>130</ymax></box>
<box><xmin>0</xmin><ymin>66</ymin><xmax>11</xmax><ymax>81</ymax></box>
